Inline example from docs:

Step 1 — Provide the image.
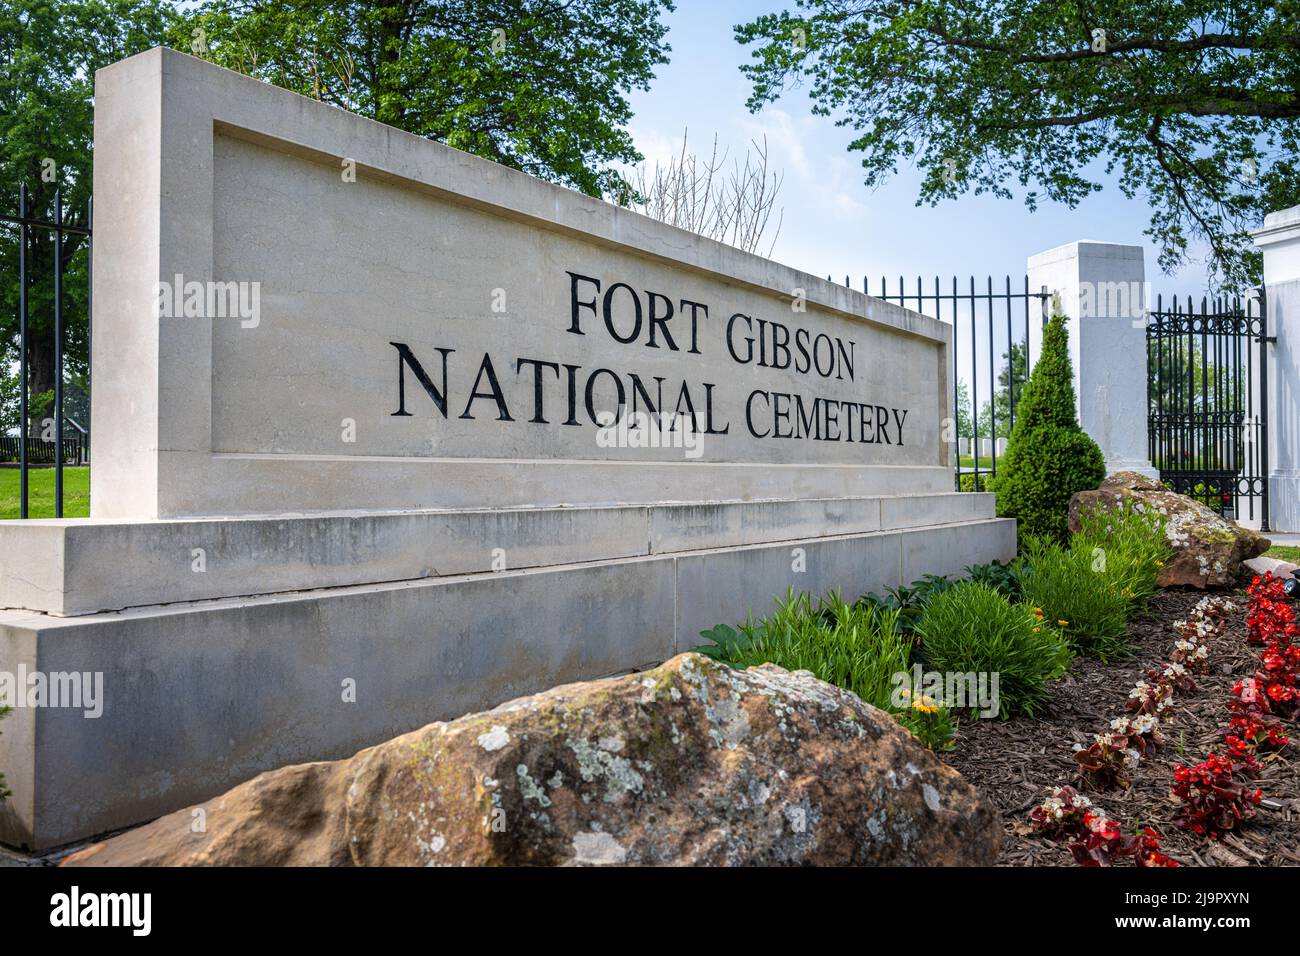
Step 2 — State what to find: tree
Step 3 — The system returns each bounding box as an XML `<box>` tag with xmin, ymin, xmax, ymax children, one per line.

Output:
<box><xmin>176</xmin><ymin>0</ymin><xmax>674</xmax><ymax>198</ymax></box>
<box><xmin>975</xmin><ymin>341</ymin><xmax>1028</xmax><ymax>438</ymax></box>
<box><xmin>988</xmin><ymin>303</ymin><xmax>1105</xmax><ymax>542</ymax></box>
<box><xmin>1</xmin><ymin>0</ymin><xmax>176</xmax><ymax>423</ymax></box>
<box><xmin>620</xmin><ymin>129</ymin><xmax>784</xmax><ymax>255</ymax></box>
<box><xmin>954</xmin><ymin>379</ymin><xmax>971</xmax><ymax>439</ymax></box>
<box><xmin>735</xmin><ymin>1</ymin><xmax>1300</xmax><ymax>288</ymax></box>
<box><xmin>0</xmin><ymin>363</ymin><xmax>18</xmax><ymax>436</ymax></box>
<box><xmin>1146</xmin><ymin>338</ymin><xmax>1246</xmax><ymax>415</ymax></box>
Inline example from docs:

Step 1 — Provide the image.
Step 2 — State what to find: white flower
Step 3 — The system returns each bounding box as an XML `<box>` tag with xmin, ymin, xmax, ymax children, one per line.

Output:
<box><xmin>1113</xmin><ymin>713</ymin><xmax>1159</xmax><ymax>736</ymax></box>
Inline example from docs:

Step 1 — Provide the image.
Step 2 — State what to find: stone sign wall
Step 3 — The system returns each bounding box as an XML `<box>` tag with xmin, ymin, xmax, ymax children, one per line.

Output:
<box><xmin>0</xmin><ymin>49</ymin><xmax>1013</xmax><ymax>850</ymax></box>
<box><xmin>90</xmin><ymin>51</ymin><xmax>952</xmax><ymax>519</ymax></box>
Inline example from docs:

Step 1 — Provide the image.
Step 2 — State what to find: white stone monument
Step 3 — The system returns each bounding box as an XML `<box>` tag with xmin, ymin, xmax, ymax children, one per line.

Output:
<box><xmin>0</xmin><ymin>49</ymin><xmax>1015</xmax><ymax>848</ymax></box>
<box><xmin>1027</xmin><ymin>241</ymin><xmax>1158</xmax><ymax>478</ymax></box>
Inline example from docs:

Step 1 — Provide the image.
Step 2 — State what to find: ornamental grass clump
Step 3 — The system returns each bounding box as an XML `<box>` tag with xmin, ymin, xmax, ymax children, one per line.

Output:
<box><xmin>989</xmin><ymin>303</ymin><xmax>1105</xmax><ymax>543</ymax></box>
<box><xmin>1072</xmin><ymin>502</ymin><xmax>1171</xmax><ymax>614</ymax></box>
<box><xmin>695</xmin><ymin>589</ymin><xmax>910</xmax><ymax>712</ymax></box>
<box><xmin>1018</xmin><ymin>535</ymin><xmax>1131</xmax><ymax>660</ymax></box>
<box><xmin>914</xmin><ymin>581</ymin><xmax>1071</xmax><ymax>718</ymax></box>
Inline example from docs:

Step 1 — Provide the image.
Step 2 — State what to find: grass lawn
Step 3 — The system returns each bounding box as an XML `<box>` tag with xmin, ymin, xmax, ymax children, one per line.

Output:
<box><xmin>0</xmin><ymin>466</ymin><xmax>90</xmax><ymax>519</ymax></box>
<box><xmin>1265</xmin><ymin>544</ymin><xmax>1300</xmax><ymax>563</ymax></box>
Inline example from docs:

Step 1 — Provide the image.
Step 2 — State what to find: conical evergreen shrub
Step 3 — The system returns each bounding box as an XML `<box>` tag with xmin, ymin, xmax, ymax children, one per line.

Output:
<box><xmin>989</xmin><ymin>303</ymin><xmax>1105</xmax><ymax>542</ymax></box>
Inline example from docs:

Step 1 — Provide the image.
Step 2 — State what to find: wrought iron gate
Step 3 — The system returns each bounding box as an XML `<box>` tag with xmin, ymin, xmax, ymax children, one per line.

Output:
<box><xmin>1147</xmin><ymin>293</ymin><xmax>1270</xmax><ymax>530</ymax></box>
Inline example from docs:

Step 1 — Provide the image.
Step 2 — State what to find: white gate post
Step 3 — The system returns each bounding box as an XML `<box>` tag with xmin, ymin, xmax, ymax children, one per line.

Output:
<box><xmin>1026</xmin><ymin>241</ymin><xmax>1158</xmax><ymax>478</ymax></box>
<box><xmin>1252</xmin><ymin>205</ymin><xmax>1300</xmax><ymax>533</ymax></box>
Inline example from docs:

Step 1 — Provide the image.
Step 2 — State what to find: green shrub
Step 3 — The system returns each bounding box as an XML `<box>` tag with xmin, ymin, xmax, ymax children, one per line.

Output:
<box><xmin>965</xmin><ymin>558</ymin><xmax>1024</xmax><ymax>600</ymax></box>
<box><xmin>989</xmin><ymin>305</ymin><xmax>1106</xmax><ymax>542</ymax></box>
<box><xmin>1018</xmin><ymin>535</ymin><xmax>1131</xmax><ymax>659</ymax></box>
<box><xmin>958</xmin><ymin>473</ymin><xmax>988</xmax><ymax>492</ymax></box>
<box><xmin>1071</xmin><ymin>502</ymin><xmax>1171</xmax><ymax>614</ymax></box>
<box><xmin>695</xmin><ymin>590</ymin><xmax>911</xmax><ymax>711</ymax></box>
<box><xmin>857</xmin><ymin>561</ymin><xmax>1023</xmax><ymax>635</ymax></box>
<box><xmin>914</xmin><ymin>581</ymin><xmax>1071</xmax><ymax>718</ymax></box>
<box><xmin>856</xmin><ymin>573</ymin><xmax>957</xmax><ymax>636</ymax></box>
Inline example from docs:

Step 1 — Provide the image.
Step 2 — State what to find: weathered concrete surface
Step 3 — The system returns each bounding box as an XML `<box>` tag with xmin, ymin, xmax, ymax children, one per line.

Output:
<box><xmin>1068</xmin><ymin>472</ymin><xmax>1270</xmax><ymax>588</ymax></box>
<box><xmin>0</xmin><ymin>516</ymin><xmax>1014</xmax><ymax>851</ymax></box>
<box><xmin>0</xmin><ymin>493</ymin><xmax>997</xmax><ymax>617</ymax></box>
<box><xmin>62</xmin><ymin>654</ymin><xmax>1001</xmax><ymax>867</ymax></box>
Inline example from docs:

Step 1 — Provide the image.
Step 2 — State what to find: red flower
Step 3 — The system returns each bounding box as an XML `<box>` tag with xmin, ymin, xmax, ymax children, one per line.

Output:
<box><xmin>1171</xmin><ymin>752</ymin><xmax>1263</xmax><ymax>838</ymax></box>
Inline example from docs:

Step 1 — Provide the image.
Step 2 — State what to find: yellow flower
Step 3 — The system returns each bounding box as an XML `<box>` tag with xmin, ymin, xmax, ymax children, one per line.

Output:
<box><xmin>1033</xmin><ymin>607</ymin><xmax>1044</xmax><ymax>619</ymax></box>
<box><xmin>1057</xmin><ymin>620</ymin><xmax>1069</xmax><ymax>627</ymax></box>
<box><xmin>911</xmin><ymin>697</ymin><xmax>939</xmax><ymax>715</ymax></box>
<box><xmin>1033</xmin><ymin>626</ymin><xmax>1041</xmax><ymax>633</ymax></box>
<box><xmin>1155</xmin><ymin>560</ymin><xmax>1165</xmax><ymax>567</ymax></box>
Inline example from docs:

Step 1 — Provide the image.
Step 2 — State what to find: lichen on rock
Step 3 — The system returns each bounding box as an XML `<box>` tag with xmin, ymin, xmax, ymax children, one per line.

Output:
<box><xmin>1069</xmin><ymin>472</ymin><xmax>1269</xmax><ymax>589</ymax></box>
<box><xmin>63</xmin><ymin>653</ymin><xmax>1000</xmax><ymax>867</ymax></box>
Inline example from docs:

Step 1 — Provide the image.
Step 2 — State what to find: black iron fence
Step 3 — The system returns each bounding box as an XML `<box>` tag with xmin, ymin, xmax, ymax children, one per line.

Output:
<box><xmin>832</xmin><ymin>274</ymin><xmax>1049</xmax><ymax>491</ymax></box>
<box><xmin>1</xmin><ymin>184</ymin><xmax>90</xmax><ymax>518</ymax></box>
<box><xmin>1147</xmin><ymin>292</ymin><xmax>1270</xmax><ymax>529</ymax></box>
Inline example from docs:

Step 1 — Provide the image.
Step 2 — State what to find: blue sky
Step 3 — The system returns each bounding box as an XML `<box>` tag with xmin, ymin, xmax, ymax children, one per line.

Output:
<box><xmin>625</xmin><ymin>1</ymin><xmax>1213</xmax><ymax>302</ymax></box>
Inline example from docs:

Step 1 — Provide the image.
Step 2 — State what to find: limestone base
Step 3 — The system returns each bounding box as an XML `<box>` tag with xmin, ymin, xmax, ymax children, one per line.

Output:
<box><xmin>1267</xmin><ymin>473</ymin><xmax>1300</xmax><ymax>533</ymax></box>
<box><xmin>0</xmin><ymin>494</ymin><xmax>1014</xmax><ymax>849</ymax></box>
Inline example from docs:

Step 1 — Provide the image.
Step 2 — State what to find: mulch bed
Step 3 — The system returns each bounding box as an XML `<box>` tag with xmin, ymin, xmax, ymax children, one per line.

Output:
<box><xmin>941</xmin><ymin>587</ymin><xmax>1300</xmax><ymax>867</ymax></box>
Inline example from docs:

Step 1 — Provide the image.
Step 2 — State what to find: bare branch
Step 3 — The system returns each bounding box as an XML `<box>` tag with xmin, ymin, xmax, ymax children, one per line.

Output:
<box><xmin>622</xmin><ymin>130</ymin><xmax>784</xmax><ymax>255</ymax></box>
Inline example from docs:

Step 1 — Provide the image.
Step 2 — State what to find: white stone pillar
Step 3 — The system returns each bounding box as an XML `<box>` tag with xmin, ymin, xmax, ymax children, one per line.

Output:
<box><xmin>1026</xmin><ymin>241</ymin><xmax>1158</xmax><ymax>478</ymax></box>
<box><xmin>1252</xmin><ymin>205</ymin><xmax>1300</xmax><ymax>533</ymax></box>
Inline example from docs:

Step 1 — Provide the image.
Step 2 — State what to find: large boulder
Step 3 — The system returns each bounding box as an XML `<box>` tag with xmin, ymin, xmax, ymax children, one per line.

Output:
<box><xmin>63</xmin><ymin>654</ymin><xmax>999</xmax><ymax>867</ymax></box>
<box><xmin>1068</xmin><ymin>471</ymin><xmax>1270</xmax><ymax>588</ymax></box>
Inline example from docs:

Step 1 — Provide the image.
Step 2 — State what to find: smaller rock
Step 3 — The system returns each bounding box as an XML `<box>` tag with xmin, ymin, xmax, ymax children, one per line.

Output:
<box><xmin>1069</xmin><ymin>472</ymin><xmax>1269</xmax><ymax>589</ymax></box>
<box><xmin>1244</xmin><ymin>555</ymin><xmax>1298</xmax><ymax>579</ymax></box>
